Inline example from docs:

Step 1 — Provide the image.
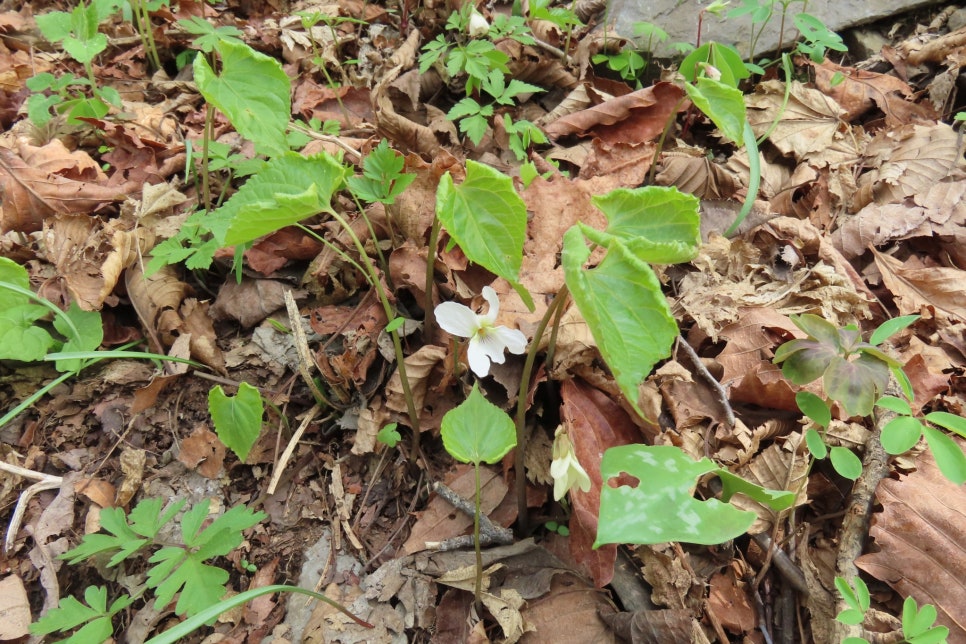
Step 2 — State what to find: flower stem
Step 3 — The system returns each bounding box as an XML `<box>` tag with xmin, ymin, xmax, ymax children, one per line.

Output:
<box><xmin>327</xmin><ymin>210</ymin><xmax>421</xmax><ymax>460</ymax></box>
<box><xmin>514</xmin><ymin>286</ymin><xmax>569</xmax><ymax>535</ymax></box>
<box><xmin>423</xmin><ymin>216</ymin><xmax>442</xmax><ymax>343</ymax></box>
<box><xmin>473</xmin><ymin>461</ymin><xmax>483</xmax><ymax>607</ymax></box>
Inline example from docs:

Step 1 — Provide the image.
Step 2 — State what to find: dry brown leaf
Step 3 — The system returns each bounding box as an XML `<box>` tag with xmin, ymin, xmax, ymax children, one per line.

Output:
<box><xmin>730</xmin><ymin>435</ymin><xmax>809</xmax><ymax>534</ymax></box>
<box><xmin>873</xmin><ymin>248</ymin><xmax>966</xmax><ymax>321</ymax></box>
<box><xmin>853</xmin><ymin>123</ymin><xmax>961</xmax><ymax>212</ymax></box>
<box><xmin>43</xmin><ymin>213</ymin><xmax>140</xmax><ymax>310</ymax></box>
<box><xmin>746</xmin><ymin>80</ymin><xmax>854</xmax><ymax>164</ymax></box>
<box><xmin>905</xmin><ymin>25</ymin><xmax>966</xmax><ymax>65</ymax></box>
<box><xmin>402</xmin><ymin>465</ymin><xmax>509</xmax><ymax>555</ymax></box>
<box><xmin>538</xmin><ymin>83</ymin><xmax>607</xmax><ymax>127</ymax></box>
<box><xmin>579</xmin><ymin>139</ymin><xmax>656</xmax><ymax>183</ymax></box>
<box><xmin>543</xmin><ymin>82</ymin><xmax>685</xmax><ymax>144</ymax></box>
<box><xmin>385</xmin><ymin>344</ymin><xmax>448</xmax><ymax>426</ymax></box>
<box><xmin>831</xmin><ymin>176</ymin><xmax>966</xmax><ymax>259</ymax></box>
<box><xmin>0</xmin><ymin>146</ymin><xmax>131</xmax><ymax>233</ymax></box>
<box><xmin>563</xmin><ymin>378</ymin><xmax>645</xmax><ymax>588</ymax></box>
<box><xmin>809</xmin><ymin>58</ymin><xmax>921</xmax><ymax>125</ymax></box>
<box><xmin>210</xmin><ymin>278</ymin><xmax>292</xmax><ymax>328</ymax></box>
<box><xmin>0</xmin><ymin>575</ymin><xmax>31</xmax><ymax>639</ymax></box>
<box><xmin>716</xmin><ymin>307</ymin><xmax>803</xmax><ymax>412</ymax></box>
<box><xmin>178</xmin><ymin>425</ymin><xmax>226</xmax><ymax>478</ymax></box>
<box><xmin>656</xmin><ymin>148</ymin><xmax>738</xmax><ymax>199</ymax></box>
<box><xmin>519</xmin><ymin>572</ymin><xmax>616</xmax><ymax>643</ymax></box>
<box><xmin>856</xmin><ymin>436</ymin><xmax>966</xmax><ymax>642</ymax></box>
<box><xmin>116</xmin><ymin>447</ymin><xmax>145</xmax><ymax>507</ymax></box>
<box><xmin>76</xmin><ymin>478</ymin><xmax>116</xmax><ymax>508</ymax></box>
<box><xmin>708</xmin><ymin>564</ymin><xmax>757</xmax><ymax>635</ymax></box>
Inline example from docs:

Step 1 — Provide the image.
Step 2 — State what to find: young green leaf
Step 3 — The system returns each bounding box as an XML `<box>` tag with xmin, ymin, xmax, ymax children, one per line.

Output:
<box><xmin>346</xmin><ymin>139</ymin><xmax>416</xmax><ymax>205</ymax></box>
<box><xmin>209</xmin><ymin>382</ymin><xmax>264</xmax><ymax>462</ymax></box>
<box><xmin>716</xmin><ymin>470</ymin><xmax>796</xmax><ymax>510</ymax></box>
<box><xmin>30</xmin><ymin>585</ymin><xmax>134</xmax><ymax>643</ymax></box>
<box><xmin>212</xmin><ymin>152</ymin><xmax>347</xmax><ymax>248</ymax></box>
<box><xmin>880</xmin><ymin>416</ymin><xmax>923</xmax><ymax>455</ymax></box>
<box><xmin>901</xmin><ymin>596</ymin><xmax>948</xmax><ymax>643</ymax></box>
<box><xmin>684</xmin><ymin>77</ymin><xmax>746</xmax><ymax>143</ymax></box>
<box><xmin>436</xmin><ymin>161</ymin><xmax>531</xmax><ymax>309</ymax></box>
<box><xmin>193</xmin><ymin>39</ymin><xmax>290</xmax><ymax>157</ymax></box>
<box><xmin>876</xmin><ymin>395</ymin><xmax>912</xmax><ymax>416</ymax></box>
<box><xmin>595</xmin><ymin>445</ymin><xmax>757</xmax><ymax>546</ymax></box>
<box><xmin>829</xmin><ymin>446</ymin><xmax>862</xmax><ymax>480</ymax></box>
<box><xmin>377</xmin><ymin>423</ymin><xmax>401</xmax><ymax>448</ymax></box>
<box><xmin>869</xmin><ymin>315</ymin><xmax>920</xmax><ymax>346</ymax></box>
<box><xmin>834</xmin><ymin>576</ymin><xmax>869</xmax><ymax>625</ymax></box>
<box><xmin>924</xmin><ymin>411</ymin><xmax>966</xmax><ymax>439</ymax></box>
<box><xmin>584</xmin><ymin>186</ymin><xmax>701</xmax><ymax>263</ymax></box>
<box><xmin>440</xmin><ymin>384</ymin><xmax>516</xmax><ymax>464</ymax></box>
<box><xmin>0</xmin><ymin>305</ymin><xmax>55</xmax><ymax>362</ymax></box>
<box><xmin>797</xmin><ymin>391</ymin><xmax>831</xmax><ymax>428</ymax></box>
<box><xmin>922</xmin><ymin>426</ymin><xmax>966</xmax><ymax>485</ymax></box>
<box><xmin>563</xmin><ymin>228</ymin><xmax>676</xmax><ymax>420</ymax></box>
<box><xmin>52</xmin><ymin>302</ymin><xmax>103</xmax><ymax>372</ymax></box>
<box><xmin>805</xmin><ymin>428</ymin><xmax>828</xmax><ymax>459</ymax></box>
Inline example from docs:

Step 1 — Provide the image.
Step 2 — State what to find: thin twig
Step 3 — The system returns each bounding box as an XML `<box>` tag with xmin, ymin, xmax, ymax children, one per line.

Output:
<box><xmin>268</xmin><ymin>404</ymin><xmax>322</xmax><ymax>495</ymax></box>
<box><xmin>284</xmin><ymin>290</ymin><xmax>334</xmax><ymax>409</ymax></box>
<box><xmin>677</xmin><ymin>335</ymin><xmax>735</xmax><ymax>428</ymax></box>
<box><xmin>832</xmin><ymin>385</ymin><xmax>896</xmax><ymax>642</ymax></box>
<box><xmin>2</xmin><ymin>462</ymin><xmax>63</xmax><ymax>552</ymax></box>
<box><xmin>425</xmin><ymin>481</ymin><xmax>514</xmax><ymax>550</ymax></box>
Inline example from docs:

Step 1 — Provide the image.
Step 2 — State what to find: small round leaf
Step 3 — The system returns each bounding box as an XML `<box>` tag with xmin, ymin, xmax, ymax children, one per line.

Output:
<box><xmin>830</xmin><ymin>447</ymin><xmax>862</xmax><ymax>480</ymax></box>
<box><xmin>880</xmin><ymin>416</ymin><xmax>923</xmax><ymax>455</ymax></box>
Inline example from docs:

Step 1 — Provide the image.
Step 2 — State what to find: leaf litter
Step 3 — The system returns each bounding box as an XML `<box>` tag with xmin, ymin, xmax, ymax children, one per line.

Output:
<box><xmin>1</xmin><ymin>0</ymin><xmax>966</xmax><ymax>642</ymax></box>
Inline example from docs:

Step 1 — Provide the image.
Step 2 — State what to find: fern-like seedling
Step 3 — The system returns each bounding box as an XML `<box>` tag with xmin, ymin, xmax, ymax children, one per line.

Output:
<box><xmin>32</xmin><ymin>497</ymin><xmax>265</xmax><ymax>642</ymax></box>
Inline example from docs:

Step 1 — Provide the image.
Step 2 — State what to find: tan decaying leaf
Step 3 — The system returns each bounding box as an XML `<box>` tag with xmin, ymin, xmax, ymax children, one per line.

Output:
<box><xmin>873</xmin><ymin>248</ymin><xmax>966</xmax><ymax>321</ymax></box>
<box><xmin>116</xmin><ymin>447</ymin><xmax>146</xmax><ymax>506</ymax></box>
<box><xmin>856</xmin><ymin>436</ymin><xmax>966</xmax><ymax>639</ymax></box>
<box><xmin>746</xmin><ymin>80</ymin><xmax>855</xmax><ymax>163</ymax></box>
<box><xmin>729</xmin><ymin>435</ymin><xmax>809</xmax><ymax>534</ymax></box>
<box><xmin>905</xmin><ymin>25</ymin><xmax>966</xmax><ymax>65</ymax></box>
<box><xmin>543</xmin><ymin>81</ymin><xmax>685</xmax><ymax>144</ymax></box>
<box><xmin>385</xmin><ymin>344</ymin><xmax>448</xmax><ymax>421</ymax></box>
<box><xmin>126</xmin><ymin>263</ymin><xmax>189</xmax><ymax>348</ymax></box>
<box><xmin>833</xmin><ymin>174</ymin><xmax>966</xmax><ymax>259</ymax></box>
<box><xmin>0</xmin><ymin>575</ymin><xmax>31</xmax><ymax>639</ymax></box>
<box><xmin>44</xmin><ymin>214</ymin><xmax>140</xmax><ymax>310</ymax></box>
<box><xmin>402</xmin><ymin>465</ymin><xmax>509</xmax><ymax>555</ymax></box>
<box><xmin>656</xmin><ymin>149</ymin><xmax>738</xmax><ymax>199</ymax></box>
<box><xmin>181</xmin><ymin>298</ymin><xmax>226</xmax><ymax>374</ymax></box>
<box><xmin>500</xmin><ymin>38</ymin><xmax>578</xmax><ymax>90</ymax></box>
<box><xmin>853</xmin><ymin>123</ymin><xmax>962</xmax><ymax>212</ymax></box>
<box><xmin>538</xmin><ymin>83</ymin><xmax>605</xmax><ymax>126</ymax></box>
<box><xmin>809</xmin><ymin>58</ymin><xmax>921</xmax><ymax>125</ymax></box>
<box><xmin>0</xmin><ymin>146</ymin><xmax>129</xmax><ymax>233</ymax></box>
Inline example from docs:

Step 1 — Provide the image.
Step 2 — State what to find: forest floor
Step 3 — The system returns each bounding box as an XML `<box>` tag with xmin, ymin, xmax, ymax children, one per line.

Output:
<box><xmin>1</xmin><ymin>0</ymin><xmax>966</xmax><ymax>642</ymax></box>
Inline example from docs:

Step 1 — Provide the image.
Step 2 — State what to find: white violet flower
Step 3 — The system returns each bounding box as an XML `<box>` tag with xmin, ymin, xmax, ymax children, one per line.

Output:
<box><xmin>467</xmin><ymin>9</ymin><xmax>490</xmax><ymax>38</ymax></box>
<box><xmin>435</xmin><ymin>285</ymin><xmax>527</xmax><ymax>378</ymax></box>
<box><xmin>550</xmin><ymin>426</ymin><xmax>591</xmax><ymax>501</ymax></box>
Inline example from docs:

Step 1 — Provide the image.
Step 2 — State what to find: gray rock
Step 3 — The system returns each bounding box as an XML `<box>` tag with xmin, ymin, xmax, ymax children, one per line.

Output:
<box><xmin>602</xmin><ymin>0</ymin><xmax>943</xmax><ymax>59</ymax></box>
<box><xmin>948</xmin><ymin>7</ymin><xmax>966</xmax><ymax>32</ymax></box>
<box><xmin>843</xmin><ymin>27</ymin><xmax>891</xmax><ymax>61</ymax></box>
